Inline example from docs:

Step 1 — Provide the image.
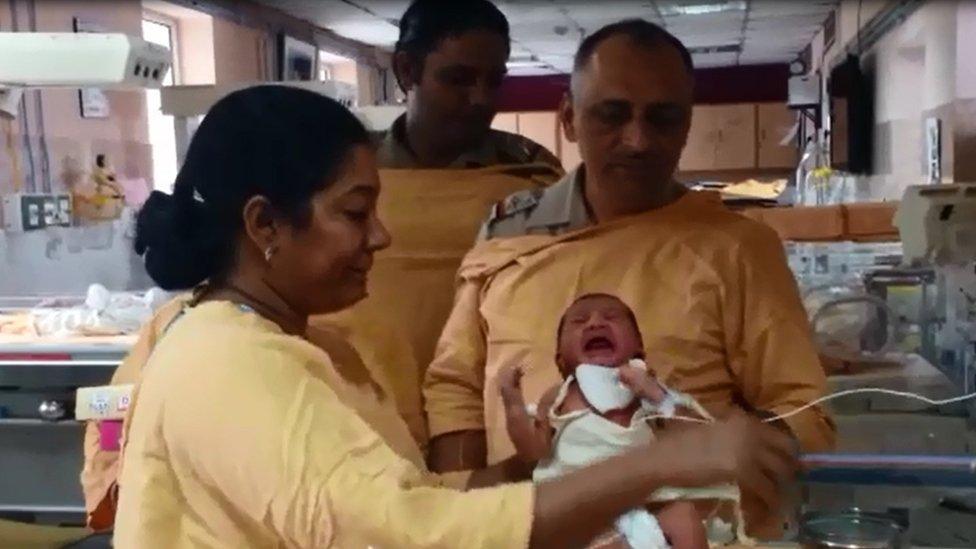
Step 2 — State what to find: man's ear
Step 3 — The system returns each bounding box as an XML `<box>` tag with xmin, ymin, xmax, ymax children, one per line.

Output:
<box><xmin>393</xmin><ymin>51</ymin><xmax>420</xmax><ymax>93</ymax></box>
<box><xmin>558</xmin><ymin>92</ymin><xmax>578</xmax><ymax>143</ymax></box>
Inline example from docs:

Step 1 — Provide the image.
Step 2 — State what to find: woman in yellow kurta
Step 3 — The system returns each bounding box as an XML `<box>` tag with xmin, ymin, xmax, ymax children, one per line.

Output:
<box><xmin>114</xmin><ymin>85</ymin><xmax>798</xmax><ymax>548</ymax></box>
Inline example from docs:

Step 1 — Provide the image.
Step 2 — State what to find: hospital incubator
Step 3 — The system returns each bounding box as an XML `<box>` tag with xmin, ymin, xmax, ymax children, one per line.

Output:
<box><xmin>0</xmin><ymin>286</ymin><xmax>167</xmax><ymax>521</ymax></box>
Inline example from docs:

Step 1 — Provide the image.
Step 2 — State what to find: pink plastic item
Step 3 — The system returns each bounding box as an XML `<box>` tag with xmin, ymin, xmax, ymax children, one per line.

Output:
<box><xmin>98</xmin><ymin>420</ymin><xmax>123</xmax><ymax>451</ymax></box>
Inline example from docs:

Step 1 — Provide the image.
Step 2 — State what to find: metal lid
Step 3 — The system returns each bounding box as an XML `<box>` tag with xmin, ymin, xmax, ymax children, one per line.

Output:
<box><xmin>800</xmin><ymin>510</ymin><xmax>905</xmax><ymax>549</ymax></box>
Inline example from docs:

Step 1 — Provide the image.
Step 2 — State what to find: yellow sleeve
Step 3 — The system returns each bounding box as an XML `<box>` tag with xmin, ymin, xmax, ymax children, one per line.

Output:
<box><xmin>167</xmin><ymin>343</ymin><xmax>532</xmax><ymax>548</ymax></box>
<box><xmin>423</xmin><ymin>279</ymin><xmax>489</xmax><ymax>439</ymax></box>
<box><xmin>80</xmin><ymin>296</ymin><xmax>186</xmax><ymax>529</ymax></box>
<box><xmin>725</xmin><ymin>225</ymin><xmax>836</xmax><ymax>453</ymax></box>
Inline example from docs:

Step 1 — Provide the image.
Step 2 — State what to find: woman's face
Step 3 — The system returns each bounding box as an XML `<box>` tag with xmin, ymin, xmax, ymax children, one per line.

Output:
<box><xmin>269</xmin><ymin>145</ymin><xmax>391</xmax><ymax>316</ymax></box>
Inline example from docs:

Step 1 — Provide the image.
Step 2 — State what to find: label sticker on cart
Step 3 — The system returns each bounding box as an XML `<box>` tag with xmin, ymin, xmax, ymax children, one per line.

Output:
<box><xmin>90</xmin><ymin>393</ymin><xmax>110</xmax><ymax>415</ymax></box>
<box><xmin>118</xmin><ymin>394</ymin><xmax>131</xmax><ymax>412</ymax></box>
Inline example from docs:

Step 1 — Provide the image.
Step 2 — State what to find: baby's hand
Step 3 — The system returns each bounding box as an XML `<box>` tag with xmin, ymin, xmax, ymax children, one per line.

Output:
<box><xmin>498</xmin><ymin>365</ymin><xmax>526</xmax><ymax>409</ymax></box>
<box><xmin>499</xmin><ymin>365</ymin><xmax>551</xmax><ymax>463</ymax></box>
<box><xmin>618</xmin><ymin>364</ymin><xmax>667</xmax><ymax>404</ymax></box>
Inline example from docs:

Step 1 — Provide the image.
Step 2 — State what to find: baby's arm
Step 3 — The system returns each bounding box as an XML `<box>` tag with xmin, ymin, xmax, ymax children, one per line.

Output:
<box><xmin>498</xmin><ymin>366</ymin><xmax>558</xmax><ymax>463</ymax></box>
<box><xmin>654</xmin><ymin>501</ymin><xmax>709</xmax><ymax>549</ymax></box>
<box><xmin>618</xmin><ymin>365</ymin><xmax>711</xmax><ymax>422</ymax></box>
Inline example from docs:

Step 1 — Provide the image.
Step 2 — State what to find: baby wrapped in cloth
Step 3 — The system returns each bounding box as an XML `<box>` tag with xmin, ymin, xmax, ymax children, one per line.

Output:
<box><xmin>500</xmin><ymin>294</ymin><xmax>749</xmax><ymax>548</ymax></box>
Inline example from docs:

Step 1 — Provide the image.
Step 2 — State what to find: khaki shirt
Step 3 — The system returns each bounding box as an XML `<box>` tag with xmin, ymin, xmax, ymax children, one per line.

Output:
<box><xmin>374</xmin><ymin>114</ymin><xmax>562</xmax><ymax>170</ymax></box>
<box><xmin>479</xmin><ymin>168</ymin><xmax>590</xmax><ymax>239</ymax></box>
<box><xmin>424</xmin><ymin>171</ymin><xmax>836</xmax><ymax>535</ymax></box>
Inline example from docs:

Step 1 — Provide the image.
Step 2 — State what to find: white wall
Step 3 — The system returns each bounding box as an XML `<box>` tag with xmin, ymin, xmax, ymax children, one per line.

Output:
<box><xmin>805</xmin><ymin>0</ymin><xmax>971</xmax><ymax>199</ymax></box>
<box><xmin>957</xmin><ymin>0</ymin><xmax>976</xmax><ymax>99</ymax></box>
<box><xmin>0</xmin><ymin>218</ymin><xmax>151</xmax><ymax>294</ymax></box>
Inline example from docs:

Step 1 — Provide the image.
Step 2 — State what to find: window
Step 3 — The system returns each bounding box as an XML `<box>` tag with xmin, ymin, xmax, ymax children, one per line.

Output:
<box><xmin>318</xmin><ymin>49</ymin><xmax>358</xmax><ymax>86</ymax></box>
<box><xmin>142</xmin><ymin>15</ymin><xmax>178</xmax><ymax>193</ymax></box>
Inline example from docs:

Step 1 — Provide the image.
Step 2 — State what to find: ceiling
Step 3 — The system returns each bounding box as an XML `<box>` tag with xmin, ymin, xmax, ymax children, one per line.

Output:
<box><xmin>259</xmin><ymin>0</ymin><xmax>838</xmax><ymax>75</ymax></box>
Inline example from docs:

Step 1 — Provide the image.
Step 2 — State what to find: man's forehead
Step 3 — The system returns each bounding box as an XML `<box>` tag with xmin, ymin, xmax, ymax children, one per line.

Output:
<box><xmin>427</xmin><ymin>30</ymin><xmax>508</xmax><ymax>67</ymax></box>
<box><xmin>573</xmin><ymin>35</ymin><xmax>693</xmax><ymax>104</ymax></box>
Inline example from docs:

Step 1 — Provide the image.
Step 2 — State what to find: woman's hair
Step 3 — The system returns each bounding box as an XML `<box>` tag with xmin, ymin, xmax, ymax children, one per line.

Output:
<box><xmin>135</xmin><ymin>85</ymin><xmax>370</xmax><ymax>290</ymax></box>
<box><xmin>394</xmin><ymin>0</ymin><xmax>510</xmax><ymax>90</ymax></box>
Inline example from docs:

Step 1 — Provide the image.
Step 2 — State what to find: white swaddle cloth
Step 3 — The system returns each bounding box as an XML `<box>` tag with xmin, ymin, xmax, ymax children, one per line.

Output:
<box><xmin>533</xmin><ymin>374</ymin><xmax>668</xmax><ymax>549</ymax></box>
<box><xmin>532</xmin><ymin>362</ymin><xmax>750</xmax><ymax>548</ymax></box>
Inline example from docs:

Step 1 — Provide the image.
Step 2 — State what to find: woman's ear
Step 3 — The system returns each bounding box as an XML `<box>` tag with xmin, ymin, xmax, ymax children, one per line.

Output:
<box><xmin>242</xmin><ymin>195</ymin><xmax>278</xmax><ymax>258</ymax></box>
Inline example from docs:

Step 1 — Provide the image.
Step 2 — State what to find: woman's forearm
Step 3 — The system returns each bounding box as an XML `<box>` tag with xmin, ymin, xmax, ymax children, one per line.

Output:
<box><xmin>428</xmin><ymin>430</ymin><xmax>487</xmax><ymax>473</ymax></box>
<box><xmin>528</xmin><ymin>415</ymin><xmax>798</xmax><ymax>549</ymax></box>
<box><xmin>530</xmin><ymin>447</ymin><xmax>667</xmax><ymax>548</ymax></box>
<box><xmin>466</xmin><ymin>456</ymin><xmax>535</xmax><ymax>489</ymax></box>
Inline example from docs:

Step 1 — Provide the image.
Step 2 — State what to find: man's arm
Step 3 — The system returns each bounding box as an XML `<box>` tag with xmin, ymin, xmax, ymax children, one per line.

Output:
<box><xmin>424</xmin><ymin>279</ymin><xmax>491</xmax><ymax>473</ymax></box>
<box><xmin>726</xmin><ymin>224</ymin><xmax>836</xmax><ymax>452</ymax></box>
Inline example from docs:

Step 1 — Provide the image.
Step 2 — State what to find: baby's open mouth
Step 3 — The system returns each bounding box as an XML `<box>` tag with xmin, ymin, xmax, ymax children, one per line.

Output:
<box><xmin>583</xmin><ymin>335</ymin><xmax>616</xmax><ymax>352</ymax></box>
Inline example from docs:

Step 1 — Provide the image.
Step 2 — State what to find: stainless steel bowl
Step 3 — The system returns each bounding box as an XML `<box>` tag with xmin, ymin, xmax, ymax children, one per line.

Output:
<box><xmin>799</xmin><ymin>509</ymin><xmax>907</xmax><ymax>549</ymax></box>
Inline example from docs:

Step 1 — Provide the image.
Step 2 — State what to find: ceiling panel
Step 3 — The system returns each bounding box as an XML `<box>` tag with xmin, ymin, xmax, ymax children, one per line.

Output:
<box><xmin>750</xmin><ymin>0</ymin><xmax>836</xmax><ymax>16</ymax></box>
<box><xmin>256</xmin><ymin>0</ymin><xmax>839</xmax><ymax>75</ymax></box>
<box><xmin>329</xmin><ymin>21</ymin><xmax>399</xmax><ymax>47</ymax></box>
<box><xmin>693</xmin><ymin>51</ymin><xmax>739</xmax><ymax>68</ymax></box>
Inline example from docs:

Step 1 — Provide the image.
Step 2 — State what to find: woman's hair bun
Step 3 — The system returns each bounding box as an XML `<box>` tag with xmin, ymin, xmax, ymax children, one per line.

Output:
<box><xmin>135</xmin><ymin>190</ymin><xmax>227</xmax><ymax>290</ymax></box>
<box><xmin>134</xmin><ymin>85</ymin><xmax>370</xmax><ymax>291</ymax></box>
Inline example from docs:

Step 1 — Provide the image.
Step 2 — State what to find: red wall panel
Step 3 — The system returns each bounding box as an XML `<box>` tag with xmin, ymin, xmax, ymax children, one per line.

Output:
<box><xmin>497</xmin><ymin>63</ymin><xmax>790</xmax><ymax>111</ymax></box>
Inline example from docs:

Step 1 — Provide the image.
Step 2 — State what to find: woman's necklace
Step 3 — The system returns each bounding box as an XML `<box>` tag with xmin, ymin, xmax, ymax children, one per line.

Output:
<box><xmin>219</xmin><ymin>283</ymin><xmax>306</xmax><ymax>336</ymax></box>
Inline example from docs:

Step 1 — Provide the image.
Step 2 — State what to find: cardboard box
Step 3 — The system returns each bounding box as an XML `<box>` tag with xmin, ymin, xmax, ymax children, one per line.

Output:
<box><xmin>843</xmin><ymin>202</ymin><xmax>899</xmax><ymax>240</ymax></box>
<box><xmin>742</xmin><ymin>202</ymin><xmax>901</xmax><ymax>242</ymax></box>
<box><xmin>755</xmin><ymin>205</ymin><xmax>846</xmax><ymax>241</ymax></box>
<box><xmin>75</xmin><ymin>384</ymin><xmax>133</xmax><ymax>421</ymax></box>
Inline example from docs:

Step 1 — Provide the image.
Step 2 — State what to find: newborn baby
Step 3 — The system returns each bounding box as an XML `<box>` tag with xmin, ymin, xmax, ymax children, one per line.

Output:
<box><xmin>499</xmin><ymin>293</ymin><xmax>711</xmax><ymax>549</ymax></box>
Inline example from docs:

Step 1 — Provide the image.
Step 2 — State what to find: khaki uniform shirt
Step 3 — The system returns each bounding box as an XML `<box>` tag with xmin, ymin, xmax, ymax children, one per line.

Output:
<box><xmin>374</xmin><ymin>114</ymin><xmax>562</xmax><ymax>170</ymax></box>
<box><xmin>424</xmin><ymin>169</ymin><xmax>836</xmax><ymax>536</ymax></box>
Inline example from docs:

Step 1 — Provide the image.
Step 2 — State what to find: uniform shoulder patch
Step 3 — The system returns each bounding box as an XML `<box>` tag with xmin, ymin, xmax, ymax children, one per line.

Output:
<box><xmin>488</xmin><ymin>187</ymin><xmax>544</xmax><ymax>223</ymax></box>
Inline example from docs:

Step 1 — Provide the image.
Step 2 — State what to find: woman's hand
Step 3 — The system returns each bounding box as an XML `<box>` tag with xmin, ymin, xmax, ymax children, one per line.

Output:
<box><xmin>530</xmin><ymin>413</ymin><xmax>798</xmax><ymax>549</ymax></box>
<box><xmin>649</xmin><ymin>414</ymin><xmax>798</xmax><ymax>513</ymax></box>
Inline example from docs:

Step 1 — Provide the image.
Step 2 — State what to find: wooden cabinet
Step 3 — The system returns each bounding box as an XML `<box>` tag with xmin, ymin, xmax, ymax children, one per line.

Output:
<box><xmin>680</xmin><ymin>104</ymin><xmax>756</xmax><ymax>172</ymax></box>
<box><xmin>516</xmin><ymin>112</ymin><xmax>560</xmax><ymax>160</ymax></box>
<box><xmin>490</xmin><ymin>112</ymin><xmax>519</xmax><ymax>134</ymax></box>
<box><xmin>558</xmin><ymin>126</ymin><xmax>582</xmax><ymax>171</ymax></box>
<box><xmin>498</xmin><ymin>102</ymin><xmax>798</xmax><ymax>176</ymax></box>
<box><xmin>757</xmin><ymin>103</ymin><xmax>799</xmax><ymax>169</ymax></box>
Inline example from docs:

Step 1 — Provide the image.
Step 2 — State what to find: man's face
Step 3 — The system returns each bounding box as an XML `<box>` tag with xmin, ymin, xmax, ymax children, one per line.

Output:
<box><xmin>561</xmin><ymin>35</ymin><xmax>694</xmax><ymax>191</ymax></box>
<box><xmin>397</xmin><ymin>30</ymin><xmax>508</xmax><ymax>150</ymax></box>
<box><xmin>557</xmin><ymin>295</ymin><xmax>644</xmax><ymax>372</ymax></box>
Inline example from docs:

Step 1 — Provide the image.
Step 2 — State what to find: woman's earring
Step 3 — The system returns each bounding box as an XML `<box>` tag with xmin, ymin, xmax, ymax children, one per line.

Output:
<box><xmin>264</xmin><ymin>246</ymin><xmax>277</xmax><ymax>262</ymax></box>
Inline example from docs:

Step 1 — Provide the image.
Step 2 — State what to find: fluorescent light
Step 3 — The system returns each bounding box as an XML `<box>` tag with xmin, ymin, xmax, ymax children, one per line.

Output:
<box><xmin>660</xmin><ymin>1</ymin><xmax>747</xmax><ymax>16</ymax></box>
<box><xmin>687</xmin><ymin>44</ymin><xmax>742</xmax><ymax>54</ymax></box>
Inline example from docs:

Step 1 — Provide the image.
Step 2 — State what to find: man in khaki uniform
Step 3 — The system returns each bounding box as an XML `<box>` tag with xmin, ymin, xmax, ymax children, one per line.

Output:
<box><xmin>424</xmin><ymin>20</ymin><xmax>834</xmax><ymax>538</ymax></box>
<box><xmin>313</xmin><ymin>0</ymin><xmax>563</xmax><ymax>448</ymax></box>
<box><xmin>375</xmin><ymin>113</ymin><xmax>560</xmax><ymax>170</ymax></box>
<box><xmin>369</xmin><ymin>0</ymin><xmax>561</xmax><ymax>172</ymax></box>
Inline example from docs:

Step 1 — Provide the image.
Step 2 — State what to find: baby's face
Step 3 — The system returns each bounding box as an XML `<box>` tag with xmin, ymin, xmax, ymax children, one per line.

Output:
<box><xmin>557</xmin><ymin>295</ymin><xmax>643</xmax><ymax>371</ymax></box>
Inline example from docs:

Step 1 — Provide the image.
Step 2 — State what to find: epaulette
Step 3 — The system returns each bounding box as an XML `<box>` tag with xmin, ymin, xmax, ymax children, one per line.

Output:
<box><xmin>486</xmin><ymin>187</ymin><xmax>545</xmax><ymax>224</ymax></box>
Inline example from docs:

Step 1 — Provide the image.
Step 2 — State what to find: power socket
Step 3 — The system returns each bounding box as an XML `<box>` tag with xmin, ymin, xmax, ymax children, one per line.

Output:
<box><xmin>1</xmin><ymin>193</ymin><xmax>72</xmax><ymax>232</ymax></box>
